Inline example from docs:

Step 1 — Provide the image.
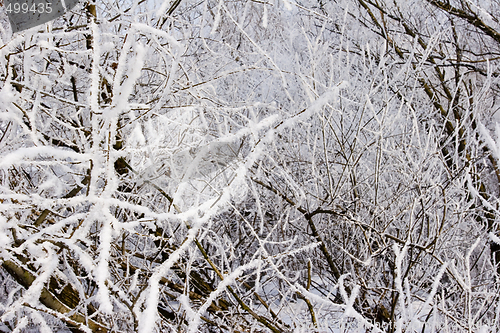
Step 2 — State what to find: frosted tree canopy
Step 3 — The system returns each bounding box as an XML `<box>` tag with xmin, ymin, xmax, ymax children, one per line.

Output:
<box><xmin>0</xmin><ymin>0</ymin><xmax>500</xmax><ymax>332</ymax></box>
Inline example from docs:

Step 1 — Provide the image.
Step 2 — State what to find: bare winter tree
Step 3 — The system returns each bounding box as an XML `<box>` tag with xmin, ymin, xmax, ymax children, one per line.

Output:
<box><xmin>0</xmin><ymin>0</ymin><xmax>499</xmax><ymax>332</ymax></box>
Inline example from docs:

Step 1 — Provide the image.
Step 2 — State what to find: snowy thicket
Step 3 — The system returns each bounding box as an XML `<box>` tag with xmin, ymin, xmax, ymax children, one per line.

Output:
<box><xmin>0</xmin><ymin>0</ymin><xmax>500</xmax><ymax>332</ymax></box>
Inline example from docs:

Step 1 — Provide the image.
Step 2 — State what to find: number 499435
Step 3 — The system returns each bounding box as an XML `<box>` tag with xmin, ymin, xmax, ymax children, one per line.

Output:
<box><xmin>6</xmin><ymin>1</ymin><xmax>52</xmax><ymax>14</ymax></box>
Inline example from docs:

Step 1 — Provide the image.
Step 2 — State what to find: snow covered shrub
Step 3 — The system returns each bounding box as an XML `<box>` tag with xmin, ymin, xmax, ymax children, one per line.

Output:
<box><xmin>0</xmin><ymin>0</ymin><xmax>499</xmax><ymax>332</ymax></box>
